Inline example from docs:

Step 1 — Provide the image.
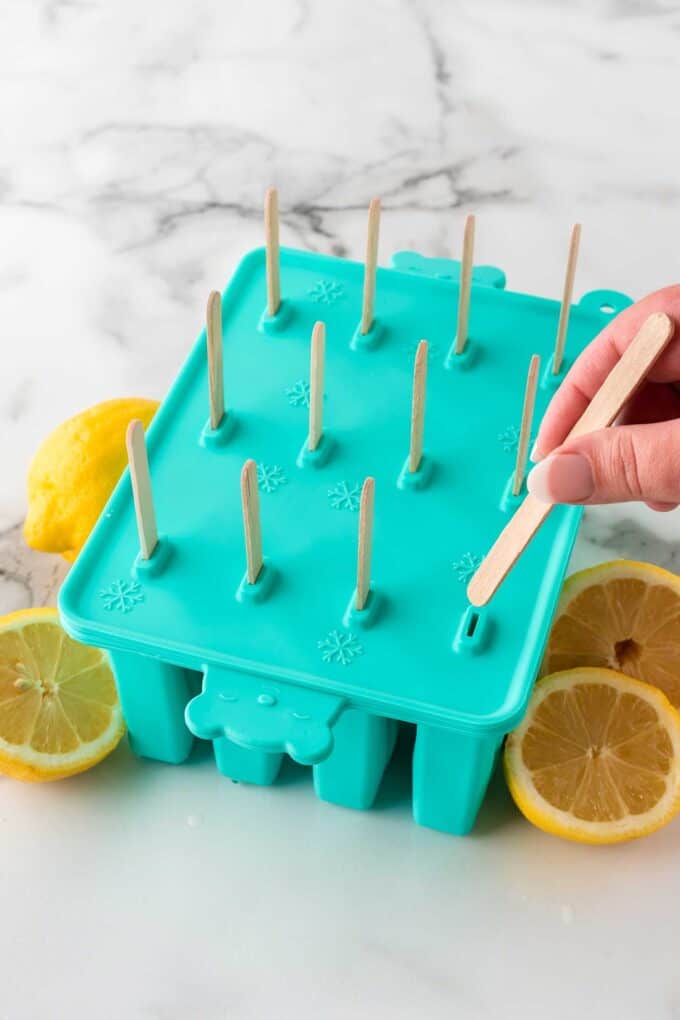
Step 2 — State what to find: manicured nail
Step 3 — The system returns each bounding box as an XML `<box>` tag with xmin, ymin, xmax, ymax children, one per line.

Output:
<box><xmin>529</xmin><ymin>442</ymin><xmax>542</xmax><ymax>463</ymax></box>
<box><xmin>527</xmin><ymin>453</ymin><xmax>594</xmax><ymax>504</ymax></box>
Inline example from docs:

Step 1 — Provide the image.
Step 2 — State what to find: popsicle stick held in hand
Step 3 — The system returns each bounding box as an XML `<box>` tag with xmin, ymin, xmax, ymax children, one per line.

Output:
<box><xmin>360</xmin><ymin>198</ymin><xmax>381</xmax><ymax>335</ymax></box>
<box><xmin>356</xmin><ymin>478</ymin><xmax>375</xmax><ymax>611</ymax></box>
<box><xmin>409</xmin><ymin>340</ymin><xmax>428</xmax><ymax>473</ymax></box>
<box><xmin>206</xmin><ymin>290</ymin><xmax>225</xmax><ymax>430</ymax></box>
<box><xmin>126</xmin><ymin>420</ymin><xmax>158</xmax><ymax>561</ymax></box>
<box><xmin>455</xmin><ymin>214</ymin><xmax>475</xmax><ymax>356</ymax></box>
<box><xmin>241</xmin><ymin>459</ymin><xmax>263</xmax><ymax>584</ymax></box>
<box><xmin>552</xmin><ymin>223</ymin><xmax>581</xmax><ymax>375</ymax></box>
<box><xmin>467</xmin><ymin>312</ymin><xmax>674</xmax><ymax>606</ymax></box>
<box><xmin>264</xmin><ymin>187</ymin><xmax>281</xmax><ymax>316</ymax></box>
<box><xmin>512</xmin><ymin>354</ymin><xmax>540</xmax><ymax>496</ymax></box>
<box><xmin>308</xmin><ymin>321</ymin><xmax>325</xmax><ymax>452</ymax></box>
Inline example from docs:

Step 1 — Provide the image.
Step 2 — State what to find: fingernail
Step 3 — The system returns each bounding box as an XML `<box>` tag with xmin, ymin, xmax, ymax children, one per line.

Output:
<box><xmin>527</xmin><ymin>453</ymin><xmax>594</xmax><ymax>504</ymax></box>
<box><xmin>529</xmin><ymin>442</ymin><xmax>542</xmax><ymax>463</ymax></box>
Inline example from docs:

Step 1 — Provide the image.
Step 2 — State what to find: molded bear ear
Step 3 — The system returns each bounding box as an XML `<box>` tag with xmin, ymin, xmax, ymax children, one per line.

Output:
<box><xmin>184</xmin><ymin>689</ymin><xmax>233</xmax><ymax>740</ymax></box>
<box><xmin>285</xmin><ymin>721</ymin><xmax>334</xmax><ymax>766</ymax></box>
<box><xmin>472</xmin><ymin>266</ymin><xmax>506</xmax><ymax>290</ymax></box>
<box><xmin>389</xmin><ymin>250</ymin><xmax>425</xmax><ymax>274</ymax></box>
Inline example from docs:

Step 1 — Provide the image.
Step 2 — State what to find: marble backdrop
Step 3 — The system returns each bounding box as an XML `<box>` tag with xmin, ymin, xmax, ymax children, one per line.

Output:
<box><xmin>2</xmin><ymin>0</ymin><xmax>680</xmax><ymax>615</ymax></box>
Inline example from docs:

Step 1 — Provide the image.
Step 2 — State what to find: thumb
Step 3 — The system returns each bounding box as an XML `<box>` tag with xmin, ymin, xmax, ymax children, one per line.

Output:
<box><xmin>527</xmin><ymin>420</ymin><xmax>680</xmax><ymax>507</ymax></box>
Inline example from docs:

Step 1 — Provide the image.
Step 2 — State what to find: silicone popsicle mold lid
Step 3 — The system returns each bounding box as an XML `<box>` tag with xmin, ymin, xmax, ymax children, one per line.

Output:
<box><xmin>58</xmin><ymin>247</ymin><xmax>632</xmax><ymax>734</ymax></box>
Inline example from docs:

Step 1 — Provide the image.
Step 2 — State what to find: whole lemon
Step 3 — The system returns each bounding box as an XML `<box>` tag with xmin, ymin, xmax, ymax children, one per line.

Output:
<box><xmin>24</xmin><ymin>398</ymin><xmax>159</xmax><ymax>562</ymax></box>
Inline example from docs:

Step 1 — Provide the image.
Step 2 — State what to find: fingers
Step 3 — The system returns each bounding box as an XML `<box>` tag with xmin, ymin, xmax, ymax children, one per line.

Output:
<box><xmin>618</xmin><ymin>382</ymin><xmax>680</xmax><ymax>426</ymax></box>
<box><xmin>527</xmin><ymin>419</ymin><xmax>680</xmax><ymax>506</ymax></box>
<box><xmin>646</xmin><ymin>500</ymin><xmax>679</xmax><ymax>512</ymax></box>
<box><xmin>533</xmin><ymin>285</ymin><xmax>680</xmax><ymax>459</ymax></box>
<box><xmin>532</xmin><ymin>331</ymin><xmax>620</xmax><ymax>458</ymax></box>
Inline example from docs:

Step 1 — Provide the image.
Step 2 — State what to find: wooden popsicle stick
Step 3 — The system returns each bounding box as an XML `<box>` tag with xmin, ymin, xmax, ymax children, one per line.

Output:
<box><xmin>308</xmin><ymin>321</ymin><xmax>325</xmax><ymax>452</ymax></box>
<box><xmin>126</xmin><ymin>419</ymin><xmax>158</xmax><ymax>561</ymax></box>
<box><xmin>355</xmin><ymin>477</ymin><xmax>375</xmax><ymax>611</ymax></box>
<box><xmin>241</xmin><ymin>459</ymin><xmax>263</xmax><ymax>584</ymax></box>
<box><xmin>512</xmin><ymin>354</ymin><xmax>540</xmax><ymax>496</ymax></box>
<box><xmin>409</xmin><ymin>340</ymin><xmax>428</xmax><ymax>473</ymax></box>
<box><xmin>360</xmin><ymin>198</ymin><xmax>381</xmax><ymax>335</ymax></box>
<box><xmin>264</xmin><ymin>187</ymin><xmax>281</xmax><ymax>316</ymax></box>
<box><xmin>467</xmin><ymin>312</ymin><xmax>674</xmax><ymax>606</ymax></box>
<box><xmin>454</xmin><ymin>213</ymin><xmax>475</xmax><ymax>356</ymax></box>
<box><xmin>206</xmin><ymin>290</ymin><xmax>225</xmax><ymax>430</ymax></box>
<box><xmin>552</xmin><ymin>223</ymin><xmax>581</xmax><ymax>375</ymax></box>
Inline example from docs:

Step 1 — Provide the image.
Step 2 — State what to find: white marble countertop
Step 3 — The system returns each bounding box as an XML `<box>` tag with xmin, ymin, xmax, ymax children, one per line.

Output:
<box><xmin>2</xmin><ymin>1</ymin><xmax>680</xmax><ymax>1017</ymax></box>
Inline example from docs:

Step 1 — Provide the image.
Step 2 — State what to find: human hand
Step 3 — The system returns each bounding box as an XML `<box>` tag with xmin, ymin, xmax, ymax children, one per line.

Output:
<box><xmin>527</xmin><ymin>285</ymin><xmax>680</xmax><ymax>511</ymax></box>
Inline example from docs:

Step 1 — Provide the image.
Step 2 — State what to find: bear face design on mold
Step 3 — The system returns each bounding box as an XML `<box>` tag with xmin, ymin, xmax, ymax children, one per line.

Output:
<box><xmin>389</xmin><ymin>251</ymin><xmax>506</xmax><ymax>289</ymax></box>
<box><xmin>185</xmin><ymin>671</ymin><xmax>345</xmax><ymax>766</ymax></box>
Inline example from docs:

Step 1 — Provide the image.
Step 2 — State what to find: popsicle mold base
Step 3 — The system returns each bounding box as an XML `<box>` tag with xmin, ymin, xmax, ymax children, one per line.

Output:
<box><xmin>110</xmin><ymin>651</ymin><xmax>496</xmax><ymax>831</ymax></box>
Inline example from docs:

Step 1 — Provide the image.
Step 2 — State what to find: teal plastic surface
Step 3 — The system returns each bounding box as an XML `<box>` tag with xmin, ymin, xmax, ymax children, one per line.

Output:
<box><xmin>58</xmin><ymin>247</ymin><xmax>632</xmax><ymax>834</ymax></box>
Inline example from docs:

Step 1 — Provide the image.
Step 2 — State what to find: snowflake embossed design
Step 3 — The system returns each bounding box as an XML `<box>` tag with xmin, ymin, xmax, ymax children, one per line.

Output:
<box><xmin>98</xmin><ymin>579</ymin><xmax>144</xmax><ymax>613</ymax></box>
<box><xmin>498</xmin><ymin>425</ymin><xmax>521</xmax><ymax>453</ymax></box>
<box><xmin>308</xmin><ymin>279</ymin><xmax>346</xmax><ymax>305</ymax></box>
<box><xmin>498</xmin><ymin>424</ymin><xmax>536</xmax><ymax>454</ymax></box>
<box><xmin>328</xmin><ymin>481</ymin><xmax>361</xmax><ymax>512</ymax></box>
<box><xmin>257</xmin><ymin>463</ymin><xmax>287</xmax><ymax>494</ymax></box>
<box><xmin>452</xmin><ymin>553</ymin><xmax>482</xmax><ymax>583</ymax></box>
<box><xmin>286</xmin><ymin>380</ymin><xmax>310</xmax><ymax>408</ymax></box>
<box><xmin>318</xmin><ymin>630</ymin><xmax>364</xmax><ymax>666</ymax></box>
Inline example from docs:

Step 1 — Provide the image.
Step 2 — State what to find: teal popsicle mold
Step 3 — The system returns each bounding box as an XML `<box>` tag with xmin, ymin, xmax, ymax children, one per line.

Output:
<box><xmin>58</xmin><ymin>246</ymin><xmax>632</xmax><ymax>834</ymax></box>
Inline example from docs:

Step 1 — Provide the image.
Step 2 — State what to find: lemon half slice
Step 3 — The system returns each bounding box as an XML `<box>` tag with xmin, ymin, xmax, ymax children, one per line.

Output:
<box><xmin>0</xmin><ymin>608</ymin><xmax>123</xmax><ymax>781</ymax></box>
<box><xmin>505</xmin><ymin>667</ymin><xmax>680</xmax><ymax>844</ymax></box>
<box><xmin>543</xmin><ymin>560</ymin><xmax>680</xmax><ymax>708</ymax></box>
